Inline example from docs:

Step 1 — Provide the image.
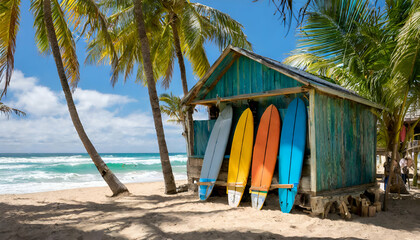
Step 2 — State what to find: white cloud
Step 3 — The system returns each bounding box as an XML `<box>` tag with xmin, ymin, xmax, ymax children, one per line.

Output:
<box><xmin>0</xmin><ymin>71</ymin><xmax>186</xmax><ymax>153</ymax></box>
<box><xmin>73</xmin><ymin>88</ymin><xmax>134</xmax><ymax>111</ymax></box>
<box><xmin>7</xmin><ymin>71</ymin><xmax>66</xmax><ymax>117</ymax></box>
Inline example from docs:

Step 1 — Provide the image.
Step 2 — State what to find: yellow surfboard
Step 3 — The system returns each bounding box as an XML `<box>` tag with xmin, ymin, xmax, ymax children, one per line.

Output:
<box><xmin>227</xmin><ymin>108</ymin><xmax>254</xmax><ymax>207</ymax></box>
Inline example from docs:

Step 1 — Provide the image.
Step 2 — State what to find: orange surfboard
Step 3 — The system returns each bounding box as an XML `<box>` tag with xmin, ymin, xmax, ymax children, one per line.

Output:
<box><xmin>250</xmin><ymin>104</ymin><xmax>281</xmax><ymax>210</ymax></box>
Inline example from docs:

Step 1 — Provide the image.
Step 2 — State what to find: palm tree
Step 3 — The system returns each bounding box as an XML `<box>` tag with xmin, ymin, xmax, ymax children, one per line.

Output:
<box><xmin>87</xmin><ymin>0</ymin><xmax>252</xmax><ymax>193</ymax></box>
<box><xmin>284</xmin><ymin>0</ymin><xmax>419</xmax><ymax>207</ymax></box>
<box><xmin>159</xmin><ymin>92</ymin><xmax>188</xmax><ymax>145</ymax></box>
<box><xmin>0</xmin><ymin>102</ymin><xmax>25</xmax><ymax>117</ymax></box>
<box><xmin>95</xmin><ymin>0</ymin><xmax>252</xmax><ymax>157</ymax></box>
<box><xmin>133</xmin><ymin>0</ymin><xmax>177</xmax><ymax>194</ymax></box>
<box><xmin>0</xmin><ymin>0</ymin><xmax>128</xmax><ymax>196</ymax></box>
<box><xmin>159</xmin><ymin>92</ymin><xmax>198</xmax><ymax>185</ymax></box>
<box><xmin>156</xmin><ymin>1</ymin><xmax>252</xmax><ymax>158</ymax></box>
<box><xmin>159</xmin><ymin>93</ymin><xmax>185</xmax><ymax>125</ymax></box>
<box><xmin>85</xmin><ymin>0</ymin><xmax>178</xmax><ymax>194</ymax></box>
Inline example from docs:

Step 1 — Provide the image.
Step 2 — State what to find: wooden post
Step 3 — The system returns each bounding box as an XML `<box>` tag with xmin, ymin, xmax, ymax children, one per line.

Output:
<box><xmin>323</xmin><ymin>202</ymin><xmax>333</xmax><ymax>219</ymax></box>
<box><xmin>338</xmin><ymin>201</ymin><xmax>351</xmax><ymax>219</ymax></box>
<box><xmin>374</xmin><ymin>202</ymin><xmax>382</xmax><ymax>212</ymax></box>
<box><xmin>414</xmin><ymin>151</ymin><xmax>418</xmax><ymax>187</ymax></box>
<box><xmin>309</xmin><ymin>89</ymin><xmax>317</xmax><ymax>194</ymax></box>
<box><xmin>361</xmin><ymin>199</ymin><xmax>369</xmax><ymax>217</ymax></box>
<box><xmin>368</xmin><ymin>206</ymin><xmax>376</xmax><ymax>217</ymax></box>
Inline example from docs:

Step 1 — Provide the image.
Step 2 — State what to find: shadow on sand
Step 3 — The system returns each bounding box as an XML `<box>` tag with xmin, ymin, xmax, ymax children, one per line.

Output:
<box><xmin>0</xmin><ymin>189</ymin><xmax>419</xmax><ymax>239</ymax></box>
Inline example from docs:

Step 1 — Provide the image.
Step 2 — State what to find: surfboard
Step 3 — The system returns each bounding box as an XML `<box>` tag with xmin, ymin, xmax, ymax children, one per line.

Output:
<box><xmin>227</xmin><ymin>108</ymin><xmax>254</xmax><ymax>207</ymax></box>
<box><xmin>278</xmin><ymin>98</ymin><xmax>307</xmax><ymax>213</ymax></box>
<box><xmin>198</xmin><ymin>105</ymin><xmax>233</xmax><ymax>201</ymax></box>
<box><xmin>250</xmin><ymin>104</ymin><xmax>281</xmax><ymax>210</ymax></box>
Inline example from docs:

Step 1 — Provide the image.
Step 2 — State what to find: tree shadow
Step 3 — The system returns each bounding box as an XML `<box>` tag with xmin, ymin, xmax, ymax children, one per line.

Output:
<box><xmin>163</xmin><ymin>230</ymin><xmax>364</xmax><ymax>240</ymax></box>
<box><xmin>348</xmin><ymin>197</ymin><xmax>420</xmax><ymax>232</ymax></box>
<box><xmin>201</xmin><ymin>188</ymin><xmax>420</xmax><ymax>233</ymax></box>
<box><xmin>0</xmin><ymin>189</ymin><xmax>419</xmax><ymax>239</ymax></box>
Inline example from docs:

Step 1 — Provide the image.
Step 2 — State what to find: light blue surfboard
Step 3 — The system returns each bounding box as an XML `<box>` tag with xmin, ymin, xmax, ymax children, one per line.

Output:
<box><xmin>278</xmin><ymin>98</ymin><xmax>307</xmax><ymax>213</ymax></box>
<box><xmin>199</xmin><ymin>105</ymin><xmax>233</xmax><ymax>201</ymax></box>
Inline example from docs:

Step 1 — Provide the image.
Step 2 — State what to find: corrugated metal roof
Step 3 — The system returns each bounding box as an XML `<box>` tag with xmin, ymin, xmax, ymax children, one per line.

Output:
<box><xmin>182</xmin><ymin>46</ymin><xmax>383</xmax><ymax>109</ymax></box>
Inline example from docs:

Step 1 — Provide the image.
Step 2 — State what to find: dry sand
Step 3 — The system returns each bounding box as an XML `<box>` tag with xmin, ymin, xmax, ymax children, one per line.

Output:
<box><xmin>0</xmin><ymin>181</ymin><xmax>419</xmax><ymax>240</ymax></box>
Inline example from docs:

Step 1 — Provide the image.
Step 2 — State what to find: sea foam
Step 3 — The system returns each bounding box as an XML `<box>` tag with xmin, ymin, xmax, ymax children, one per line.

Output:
<box><xmin>0</xmin><ymin>153</ymin><xmax>187</xmax><ymax>194</ymax></box>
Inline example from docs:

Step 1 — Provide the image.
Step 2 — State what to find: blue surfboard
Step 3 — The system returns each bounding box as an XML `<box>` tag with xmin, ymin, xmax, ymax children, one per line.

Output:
<box><xmin>199</xmin><ymin>105</ymin><xmax>233</xmax><ymax>200</ymax></box>
<box><xmin>278</xmin><ymin>98</ymin><xmax>307</xmax><ymax>213</ymax></box>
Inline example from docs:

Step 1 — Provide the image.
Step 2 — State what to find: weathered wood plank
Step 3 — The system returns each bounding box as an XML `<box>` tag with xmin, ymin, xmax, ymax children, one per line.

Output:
<box><xmin>182</xmin><ymin>49</ymin><xmax>234</xmax><ymax>105</ymax></box>
<box><xmin>311</xmin><ymin>84</ymin><xmax>384</xmax><ymax>110</ymax></box>
<box><xmin>309</xmin><ymin>89</ymin><xmax>317</xmax><ymax>194</ymax></box>
<box><xmin>188</xmin><ymin>156</ymin><xmax>313</xmax><ymax>192</ymax></box>
<box><xmin>191</xmin><ymin>87</ymin><xmax>308</xmax><ymax>105</ymax></box>
<box><xmin>192</xmin><ymin>120</ymin><xmax>216</xmax><ymax>157</ymax></box>
<box><xmin>201</xmin><ymin>56</ymin><xmax>305</xmax><ymax>103</ymax></box>
<box><xmin>314</xmin><ymin>91</ymin><xmax>377</xmax><ymax>192</ymax></box>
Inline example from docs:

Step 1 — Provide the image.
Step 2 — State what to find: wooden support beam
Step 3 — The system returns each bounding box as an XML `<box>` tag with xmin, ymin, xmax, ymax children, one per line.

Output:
<box><xmin>191</xmin><ymin>86</ymin><xmax>308</xmax><ymax>105</ymax></box>
<box><xmin>227</xmin><ymin>182</ymin><xmax>245</xmax><ymax>187</ymax></box>
<box><xmin>312</xmin><ymin>84</ymin><xmax>384</xmax><ymax>110</ymax></box>
<box><xmin>249</xmin><ymin>186</ymin><xmax>269</xmax><ymax>192</ymax></box>
<box><xmin>195</xmin><ymin>181</ymin><xmax>227</xmax><ymax>186</ymax></box>
<box><xmin>196</xmin><ymin>182</ymin><xmax>214</xmax><ymax>186</ymax></box>
<box><xmin>270</xmin><ymin>184</ymin><xmax>295</xmax><ymax>189</ymax></box>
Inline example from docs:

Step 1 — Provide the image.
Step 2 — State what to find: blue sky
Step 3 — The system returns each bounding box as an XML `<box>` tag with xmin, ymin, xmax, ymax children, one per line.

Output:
<box><xmin>1</xmin><ymin>0</ymin><xmax>301</xmax><ymax>153</ymax></box>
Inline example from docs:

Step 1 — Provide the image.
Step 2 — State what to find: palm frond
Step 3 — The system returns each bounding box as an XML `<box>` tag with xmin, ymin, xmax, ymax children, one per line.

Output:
<box><xmin>179</xmin><ymin>3</ymin><xmax>210</xmax><ymax>78</ymax></box>
<box><xmin>51</xmin><ymin>0</ymin><xmax>80</xmax><ymax>87</ymax></box>
<box><xmin>31</xmin><ymin>0</ymin><xmax>50</xmax><ymax>55</ymax></box>
<box><xmin>191</xmin><ymin>3</ymin><xmax>252</xmax><ymax>50</ymax></box>
<box><xmin>32</xmin><ymin>0</ymin><xmax>80</xmax><ymax>88</ymax></box>
<box><xmin>62</xmin><ymin>0</ymin><xmax>120</xmax><ymax>85</ymax></box>
<box><xmin>0</xmin><ymin>101</ymin><xmax>25</xmax><ymax>118</ymax></box>
<box><xmin>159</xmin><ymin>92</ymin><xmax>185</xmax><ymax>124</ymax></box>
<box><xmin>391</xmin><ymin>1</ymin><xmax>420</xmax><ymax>98</ymax></box>
<box><xmin>0</xmin><ymin>0</ymin><xmax>21</xmax><ymax>98</ymax></box>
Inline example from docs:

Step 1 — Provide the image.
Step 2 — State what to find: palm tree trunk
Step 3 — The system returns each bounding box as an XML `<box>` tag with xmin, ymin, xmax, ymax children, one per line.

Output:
<box><xmin>169</xmin><ymin>13</ymin><xmax>195</xmax><ymax>190</ymax></box>
<box><xmin>42</xmin><ymin>0</ymin><xmax>128</xmax><ymax>196</ymax></box>
<box><xmin>385</xmin><ymin>89</ymin><xmax>409</xmax><ymax>209</ymax></box>
<box><xmin>169</xmin><ymin>12</ymin><xmax>194</xmax><ymax>156</ymax></box>
<box><xmin>414</xmin><ymin>151</ymin><xmax>418</xmax><ymax>186</ymax></box>
<box><xmin>133</xmin><ymin>0</ymin><xmax>177</xmax><ymax>194</ymax></box>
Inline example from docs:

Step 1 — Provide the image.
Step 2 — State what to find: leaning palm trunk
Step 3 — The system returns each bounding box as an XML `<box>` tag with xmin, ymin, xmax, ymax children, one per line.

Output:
<box><xmin>170</xmin><ymin>12</ymin><xmax>195</xmax><ymax>188</ymax></box>
<box><xmin>133</xmin><ymin>0</ymin><xmax>176</xmax><ymax>194</ymax></box>
<box><xmin>43</xmin><ymin>0</ymin><xmax>128</xmax><ymax>196</ymax></box>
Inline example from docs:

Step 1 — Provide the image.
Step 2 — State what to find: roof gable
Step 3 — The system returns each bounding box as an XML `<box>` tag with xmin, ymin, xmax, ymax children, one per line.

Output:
<box><xmin>182</xmin><ymin>46</ymin><xmax>383</xmax><ymax>110</ymax></box>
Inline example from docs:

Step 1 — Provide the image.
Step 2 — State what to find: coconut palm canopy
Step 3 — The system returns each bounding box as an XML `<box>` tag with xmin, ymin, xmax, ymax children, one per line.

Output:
<box><xmin>284</xmin><ymin>0</ymin><xmax>420</xmax><ymax>151</ymax></box>
<box><xmin>86</xmin><ymin>0</ymin><xmax>252</xmax><ymax>88</ymax></box>
<box><xmin>159</xmin><ymin>93</ymin><xmax>185</xmax><ymax>125</ymax></box>
<box><xmin>0</xmin><ymin>0</ymin><xmax>129</xmax><ymax>196</ymax></box>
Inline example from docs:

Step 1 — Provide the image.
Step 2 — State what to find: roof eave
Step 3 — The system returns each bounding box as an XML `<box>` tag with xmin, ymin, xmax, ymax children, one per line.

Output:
<box><xmin>310</xmin><ymin>84</ymin><xmax>385</xmax><ymax>110</ymax></box>
<box><xmin>182</xmin><ymin>46</ymin><xmax>384</xmax><ymax>110</ymax></box>
<box><xmin>181</xmin><ymin>46</ymin><xmax>235</xmax><ymax>106</ymax></box>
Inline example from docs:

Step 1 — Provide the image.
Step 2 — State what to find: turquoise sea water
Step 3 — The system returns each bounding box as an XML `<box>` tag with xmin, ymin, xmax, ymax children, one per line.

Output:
<box><xmin>0</xmin><ymin>153</ymin><xmax>187</xmax><ymax>194</ymax></box>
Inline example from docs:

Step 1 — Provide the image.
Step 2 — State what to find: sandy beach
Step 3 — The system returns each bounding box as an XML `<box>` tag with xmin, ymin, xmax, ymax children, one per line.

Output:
<box><xmin>0</xmin><ymin>181</ymin><xmax>419</xmax><ymax>240</ymax></box>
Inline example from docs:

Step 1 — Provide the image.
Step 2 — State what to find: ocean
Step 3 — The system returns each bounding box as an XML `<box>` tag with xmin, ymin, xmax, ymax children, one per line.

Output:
<box><xmin>0</xmin><ymin>153</ymin><xmax>187</xmax><ymax>194</ymax></box>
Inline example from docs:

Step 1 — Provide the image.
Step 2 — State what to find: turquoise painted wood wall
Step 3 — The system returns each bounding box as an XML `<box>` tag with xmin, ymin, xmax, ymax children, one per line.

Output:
<box><xmin>193</xmin><ymin>94</ymin><xmax>309</xmax><ymax>158</ymax></box>
<box><xmin>193</xmin><ymin>56</ymin><xmax>308</xmax><ymax>158</ymax></box>
<box><xmin>313</xmin><ymin>92</ymin><xmax>377</xmax><ymax>192</ymax></box>
<box><xmin>203</xmin><ymin>56</ymin><xmax>304</xmax><ymax>100</ymax></box>
<box><xmin>190</xmin><ymin>54</ymin><xmax>377</xmax><ymax>194</ymax></box>
<box><xmin>193</xmin><ymin>120</ymin><xmax>216</xmax><ymax>157</ymax></box>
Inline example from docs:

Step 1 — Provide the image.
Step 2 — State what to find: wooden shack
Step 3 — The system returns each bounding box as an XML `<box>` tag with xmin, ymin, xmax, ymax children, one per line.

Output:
<box><xmin>181</xmin><ymin>46</ymin><xmax>383</xmax><ymax>215</ymax></box>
